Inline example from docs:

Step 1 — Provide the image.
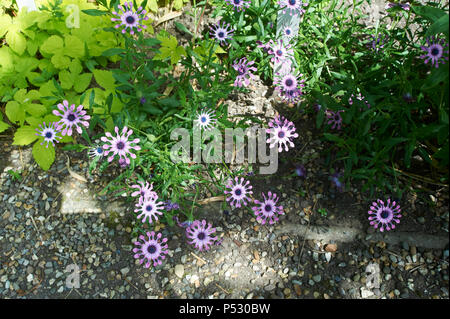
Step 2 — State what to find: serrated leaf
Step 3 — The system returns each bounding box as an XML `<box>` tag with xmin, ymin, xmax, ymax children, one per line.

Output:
<box><xmin>6</xmin><ymin>28</ymin><xmax>26</xmax><ymax>56</ymax></box>
<box><xmin>93</xmin><ymin>69</ymin><xmax>116</xmax><ymax>91</ymax></box>
<box><xmin>51</xmin><ymin>54</ymin><xmax>71</xmax><ymax>69</ymax></box>
<box><xmin>74</xmin><ymin>73</ymin><xmax>92</xmax><ymax>93</ymax></box>
<box><xmin>68</xmin><ymin>59</ymin><xmax>83</xmax><ymax>75</ymax></box>
<box><xmin>59</xmin><ymin>70</ymin><xmax>75</xmax><ymax>90</ymax></box>
<box><xmin>32</xmin><ymin>140</ymin><xmax>55</xmax><ymax>171</ymax></box>
<box><xmin>5</xmin><ymin>101</ymin><xmax>25</xmax><ymax>124</ymax></box>
<box><xmin>13</xmin><ymin>125</ymin><xmax>38</xmax><ymax>145</ymax></box>
<box><xmin>64</xmin><ymin>35</ymin><xmax>84</xmax><ymax>58</ymax></box>
<box><xmin>40</xmin><ymin>35</ymin><xmax>64</xmax><ymax>56</ymax></box>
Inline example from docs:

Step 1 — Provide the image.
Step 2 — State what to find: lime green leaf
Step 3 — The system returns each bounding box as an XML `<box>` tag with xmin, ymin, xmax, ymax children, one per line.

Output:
<box><xmin>25</xmin><ymin>103</ymin><xmax>47</xmax><ymax>117</ymax></box>
<box><xmin>13</xmin><ymin>125</ymin><xmax>38</xmax><ymax>145</ymax></box>
<box><xmin>93</xmin><ymin>69</ymin><xmax>116</xmax><ymax>91</ymax></box>
<box><xmin>27</xmin><ymin>39</ymin><xmax>38</xmax><ymax>56</ymax></box>
<box><xmin>59</xmin><ymin>70</ymin><xmax>75</xmax><ymax>90</ymax></box>
<box><xmin>6</xmin><ymin>27</ymin><xmax>27</xmax><ymax>56</ymax></box>
<box><xmin>64</xmin><ymin>35</ymin><xmax>84</xmax><ymax>58</ymax></box>
<box><xmin>146</xmin><ymin>0</ymin><xmax>158</xmax><ymax>12</ymax></box>
<box><xmin>0</xmin><ymin>15</ymin><xmax>12</xmax><ymax>38</ymax></box>
<box><xmin>51</xmin><ymin>54</ymin><xmax>71</xmax><ymax>69</ymax></box>
<box><xmin>154</xmin><ymin>34</ymin><xmax>186</xmax><ymax>65</ymax></box>
<box><xmin>40</xmin><ymin>35</ymin><xmax>64</xmax><ymax>56</ymax></box>
<box><xmin>32</xmin><ymin>140</ymin><xmax>55</xmax><ymax>171</ymax></box>
<box><xmin>0</xmin><ymin>120</ymin><xmax>9</xmax><ymax>133</ymax></box>
<box><xmin>5</xmin><ymin>101</ymin><xmax>25</xmax><ymax>124</ymax></box>
<box><xmin>74</xmin><ymin>73</ymin><xmax>93</xmax><ymax>93</ymax></box>
<box><xmin>68</xmin><ymin>59</ymin><xmax>83</xmax><ymax>75</ymax></box>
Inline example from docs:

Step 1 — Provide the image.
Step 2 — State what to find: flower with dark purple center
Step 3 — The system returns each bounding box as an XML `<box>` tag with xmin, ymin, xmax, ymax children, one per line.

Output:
<box><xmin>52</xmin><ymin>100</ymin><xmax>90</xmax><ymax>136</ymax></box>
<box><xmin>186</xmin><ymin>220</ymin><xmax>218</xmax><ymax>251</ymax></box>
<box><xmin>224</xmin><ymin>177</ymin><xmax>253</xmax><ymax>208</ymax></box>
<box><xmin>133</xmin><ymin>231</ymin><xmax>168</xmax><ymax>268</ymax></box>
<box><xmin>209</xmin><ymin>20</ymin><xmax>234</xmax><ymax>45</ymax></box>
<box><xmin>326</xmin><ymin>110</ymin><xmax>344</xmax><ymax>130</ymax></box>
<box><xmin>134</xmin><ymin>193</ymin><xmax>164</xmax><ymax>224</ymax></box>
<box><xmin>101</xmin><ymin>126</ymin><xmax>141</xmax><ymax>165</ymax></box>
<box><xmin>368</xmin><ymin>198</ymin><xmax>402</xmax><ymax>232</ymax></box>
<box><xmin>266</xmin><ymin>115</ymin><xmax>299</xmax><ymax>152</ymax></box>
<box><xmin>278</xmin><ymin>0</ymin><xmax>308</xmax><ymax>16</ymax></box>
<box><xmin>224</xmin><ymin>0</ymin><xmax>251</xmax><ymax>12</ymax></box>
<box><xmin>232</xmin><ymin>57</ymin><xmax>257</xmax><ymax>87</ymax></box>
<box><xmin>111</xmin><ymin>1</ymin><xmax>149</xmax><ymax>35</ymax></box>
<box><xmin>420</xmin><ymin>36</ymin><xmax>449</xmax><ymax>68</ymax></box>
<box><xmin>269</xmin><ymin>39</ymin><xmax>294</xmax><ymax>64</ymax></box>
<box><xmin>88</xmin><ymin>145</ymin><xmax>104</xmax><ymax>159</ymax></box>
<box><xmin>35</xmin><ymin>122</ymin><xmax>62</xmax><ymax>148</ymax></box>
<box><xmin>252</xmin><ymin>191</ymin><xmax>284</xmax><ymax>225</ymax></box>
<box><xmin>273</xmin><ymin>71</ymin><xmax>305</xmax><ymax>104</ymax></box>
<box><xmin>130</xmin><ymin>181</ymin><xmax>157</xmax><ymax>200</ymax></box>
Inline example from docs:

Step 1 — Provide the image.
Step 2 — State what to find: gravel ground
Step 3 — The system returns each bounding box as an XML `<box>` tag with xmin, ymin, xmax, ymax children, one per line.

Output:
<box><xmin>1</xmin><ymin>0</ymin><xmax>449</xmax><ymax>300</ymax></box>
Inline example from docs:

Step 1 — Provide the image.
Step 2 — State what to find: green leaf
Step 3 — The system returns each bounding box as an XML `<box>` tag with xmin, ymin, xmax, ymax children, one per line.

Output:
<box><xmin>64</xmin><ymin>35</ymin><xmax>84</xmax><ymax>58</ymax></box>
<box><xmin>51</xmin><ymin>54</ymin><xmax>71</xmax><ymax>69</ymax></box>
<box><xmin>101</xmin><ymin>48</ymin><xmax>126</xmax><ymax>57</ymax></box>
<box><xmin>0</xmin><ymin>120</ymin><xmax>10</xmax><ymax>133</ymax></box>
<box><xmin>74</xmin><ymin>73</ymin><xmax>93</xmax><ymax>93</ymax></box>
<box><xmin>12</xmin><ymin>126</ymin><xmax>38</xmax><ymax>145</ymax></box>
<box><xmin>81</xmin><ymin>9</ymin><xmax>109</xmax><ymax>16</ymax></box>
<box><xmin>6</xmin><ymin>28</ymin><xmax>27</xmax><ymax>56</ymax></box>
<box><xmin>24</xmin><ymin>103</ymin><xmax>47</xmax><ymax>117</ymax></box>
<box><xmin>5</xmin><ymin>101</ymin><xmax>25</xmax><ymax>124</ymax></box>
<box><xmin>93</xmin><ymin>69</ymin><xmax>116</xmax><ymax>91</ymax></box>
<box><xmin>59</xmin><ymin>70</ymin><xmax>75</xmax><ymax>90</ymax></box>
<box><xmin>40</xmin><ymin>35</ymin><xmax>64</xmax><ymax>56</ymax></box>
<box><xmin>421</xmin><ymin>65</ymin><xmax>449</xmax><ymax>90</ymax></box>
<box><xmin>32</xmin><ymin>140</ymin><xmax>55</xmax><ymax>171</ymax></box>
<box><xmin>426</xmin><ymin>14</ymin><xmax>449</xmax><ymax>39</ymax></box>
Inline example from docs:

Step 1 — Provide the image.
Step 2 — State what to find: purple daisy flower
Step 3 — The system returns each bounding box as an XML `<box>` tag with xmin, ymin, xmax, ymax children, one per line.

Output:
<box><xmin>224</xmin><ymin>0</ymin><xmax>251</xmax><ymax>12</ymax></box>
<box><xmin>194</xmin><ymin>109</ymin><xmax>216</xmax><ymax>131</ymax></box>
<box><xmin>186</xmin><ymin>219</ymin><xmax>218</xmax><ymax>251</ymax></box>
<box><xmin>35</xmin><ymin>122</ymin><xmax>62</xmax><ymax>148</ymax></box>
<box><xmin>284</xmin><ymin>27</ymin><xmax>294</xmax><ymax>38</ymax></box>
<box><xmin>252</xmin><ymin>191</ymin><xmax>284</xmax><ymax>225</ymax></box>
<box><xmin>101</xmin><ymin>126</ymin><xmax>141</xmax><ymax>165</ymax></box>
<box><xmin>88</xmin><ymin>145</ymin><xmax>104</xmax><ymax>159</ymax></box>
<box><xmin>133</xmin><ymin>231</ymin><xmax>168</xmax><ymax>268</ymax></box>
<box><xmin>224</xmin><ymin>177</ymin><xmax>253</xmax><ymax>208</ymax></box>
<box><xmin>52</xmin><ymin>100</ymin><xmax>90</xmax><ymax>136</ymax></box>
<box><xmin>273</xmin><ymin>71</ymin><xmax>305</xmax><ymax>103</ymax></box>
<box><xmin>134</xmin><ymin>194</ymin><xmax>164</xmax><ymax>224</ymax></box>
<box><xmin>266</xmin><ymin>115</ymin><xmax>299</xmax><ymax>152</ymax></box>
<box><xmin>232</xmin><ymin>57</ymin><xmax>257</xmax><ymax>88</ymax></box>
<box><xmin>269</xmin><ymin>39</ymin><xmax>294</xmax><ymax>64</ymax></box>
<box><xmin>111</xmin><ymin>1</ymin><xmax>149</xmax><ymax>35</ymax></box>
<box><xmin>278</xmin><ymin>0</ymin><xmax>308</xmax><ymax>16</ymax></box>
<box><xmin>326</xmin><ymin>110</ymin><xmax>344</xmax><ymax>130</ymax></box>
<box><xmin>368</xmin><ymin>198</ymin><xmax>402</xmax><ymax>232</ymax></box>
<box><xmin>330</xmin><ymin>171</ymin><xmax>344</xmax><ymax>192</ymax></box>
<box><xmin>130</xmin><ymin>181</ymin><xmax>157</xmax><ymax>200</ymax></box>
<box><xmin>209</xmin><ymin>20</ymin><xmax>234</xmax><ymax>45</ymax></box>
<box><xmin>420</xmin><ymin>36</ymin><xmax>449</xmax><ymax>68</ymax></box>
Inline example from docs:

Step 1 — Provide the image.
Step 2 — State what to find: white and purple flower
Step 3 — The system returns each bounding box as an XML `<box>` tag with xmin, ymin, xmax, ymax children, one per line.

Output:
<box><xmin>252</xmin><ymin>191</ymin><xmax>284</xmax><ymax>225</ymax></box>
<box><xmin>186</xmin><ymin>219</ymin><xmax>218</xmax><ymax>251</ymax></box>
<box><xmin>111</xmin><ymin>1</ymin><xmax>149</xmax><ymax>35</ymax></box>
<box><xmin>278</xmin><ymin>0</ymin><xmax>308</xmax><ymax>16</ymax></box>
<box><xmin>368</xmin><ymin>198</ymin><xmax>402</xmax><ymax>232</ymax></box>
<box><xmin>130</xmin><ymin>181</ymin><xmax>157</xmax><ymax>200</ymax></box>
<box><xmin>419</xmin><ymin>36</ymin><xmax>449</xmax><ymax>68</ymax></box>
<box><xmin>209</xmin><ymin>20</ymin><xmax>234</xmax><ymax>45</ymax></box>
<box><xmin>194</xmin><ymin>109</ymin><xmax>216</xmax><ymax>131</ymax></box>
<box><xmin>135</xmin><ymin>194</ymin><xmax>164</xmax><ymax>224</ymax></box>
<box><xmin>101</xmin><ymin>126</ymin><xmax>141</xmax><ymax>165</ymax></box>
<box><xmin>52</xmin><ymin>100</ymin><xmax>90</xmax><ymax>136</ymax></box>
<box><xmin>35</xmin><ymin>122</ymin><xmax>62</xmax><ymax>148</ymax></box>
<box><xmin>133</xmin><ymin>231</ymin><xmax>168</xmax><ymax>268</ymax></box>
<box><xmin>224</xmin><ymin>0</ymin><xmax>251</xmax><ymax>12</ymax></box>
<box><xmin>224</xmin><ymin>177</ymin><xmax>253</xmax><ymax>208</ymax></box>
<box><xmin>232</xmin><ymin>57</ymin><xmax>257</xmax><ymax>88</ymax></box>
<box><xmin>266</xmin><ymin>115</ymin><xmax>299</xmax><ymax>152</ymax></box>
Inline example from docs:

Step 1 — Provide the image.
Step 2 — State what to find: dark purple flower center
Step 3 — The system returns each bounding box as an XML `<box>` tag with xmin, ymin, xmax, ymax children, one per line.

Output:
<box><xmin>264</xmin><ymin>204</ymin><xmax>272</xmax><ymax>212</ymax></box>
<box><xmin>234</xmin><ymin>188</ymin><xmax>242</xmax><ymax>196</ymax></box>
<box><xmin>201</xmin><ymin>116</ymin><xmax>207</xmax><ymax>123</ymax></box>
<box><xmin>67</xmin><ymin>113</ymin><xmax>76</xmax><ymax>122</ymax></box>
<box><xmin>431</xmin><ymin>47</ymin><xmax>440</xmax><ymax>56</ymax></box>
<box><xmin>278</xmin><ymin>131</ymin><xmax>285</xmax><ymax>138</ymax></box>
<box><xmin>285</xmin><ymin>78</ymin><xmax>293</xmax><ymax>87</ymax></box>
<box><xmin>218</xmin><ymin>31</ymin><xmax>225</xmax><ymax>38</ymax></box>
<box><xmin>380</xmin><ymin>210</ymin><xmax>390</xmax><ymax>219</ymax></box>
<box><xmin>116</xmin><ymin>141</ymin><xmax>125</xmax><ymax>150</ymax></box>
<box><xmin>233</xmin><ymin>0</ymin><xmax>241</xmax><ymax>4</ymax></box>
<box><xmin>45</xmin><ymin>132</ymin><xmax>53</xmax><ymax>139</ymax></box>
<box><xmin>145</xmin><ymin>205</ymin><xmax>153</xmax><ymax>212</ymax></box>
<box><xmin>286</xmin><ymin>29</ymin><xmax>291</xmax><ymax>35</ymax></box>
<box><xmin>335</xmin><ymin>115</ymin><xmax>340</xmax><ymax>121</ymax></box>
<box><xmin>96</xmin><ymin>147</ymin><xmax>103</xmax><ymax>153</ymax></box>
<box><xmin>238</xmin><ymin>67</ymin><xmax>246</xmax><ymax>75</ymax></box>
<box><xmin>289</xmin><ymin>0</ymin><xmax>296</xmax><ymax>5</ymax></box>
<box><xmin>147</xmin><ymin>245</ymin><xmax>156</xmax><ymax>254</ymax></box>
<box><xmin>276</xmin><ymin>49</ymin><xmax>283</xmax><ymax>56</ymax></box>
<box><xmin>126</xmin><ymin>15</ymin><xmax>136</xmax><ymax>24</ymax></box>
<box><xmin>197</xmin><ymin>232</ymin><xmax>206</xmax><ymax>240</ymax></box>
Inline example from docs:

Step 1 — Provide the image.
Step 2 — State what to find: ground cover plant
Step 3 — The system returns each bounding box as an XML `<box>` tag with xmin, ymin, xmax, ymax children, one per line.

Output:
<box><xmin>0</xmin><ymin>0</ymin><xmax>448</xmax><ymax>277</ymax></box>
